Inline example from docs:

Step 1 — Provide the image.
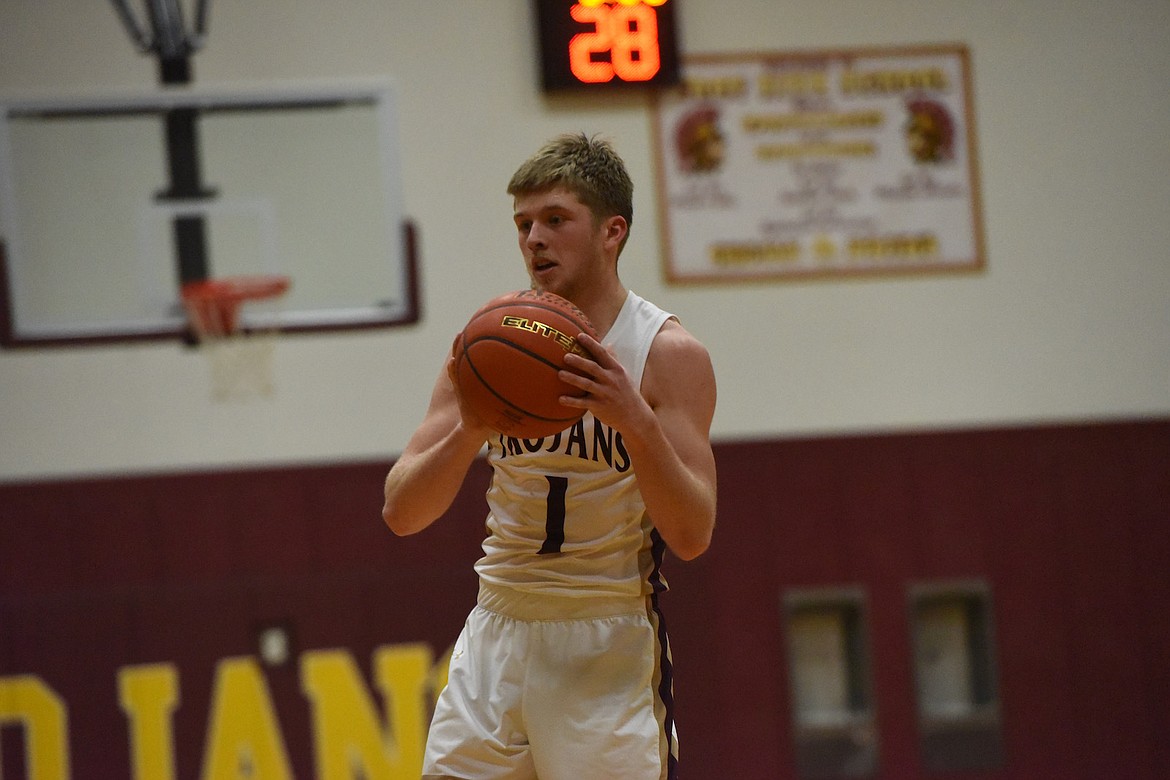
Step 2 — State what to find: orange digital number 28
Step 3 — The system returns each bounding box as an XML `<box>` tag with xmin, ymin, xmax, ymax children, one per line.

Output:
<box><xmin>568</xmin><ymin>2</ymin><xmax>661</xmax><ymax>83</ymax></box>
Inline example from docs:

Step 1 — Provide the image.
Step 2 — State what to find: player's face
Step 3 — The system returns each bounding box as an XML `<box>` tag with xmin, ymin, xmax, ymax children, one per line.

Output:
<box><xmin>513</xmin><ymin>187</ymin><xmax>609</xmax><ymax>301</ymax></box>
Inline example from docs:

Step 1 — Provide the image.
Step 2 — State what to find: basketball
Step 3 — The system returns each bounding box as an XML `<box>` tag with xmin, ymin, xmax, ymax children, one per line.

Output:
<box><xmin>453</xmin><ymin>290</ymin><xmax>598</xmax><ymax>439</ymax></box>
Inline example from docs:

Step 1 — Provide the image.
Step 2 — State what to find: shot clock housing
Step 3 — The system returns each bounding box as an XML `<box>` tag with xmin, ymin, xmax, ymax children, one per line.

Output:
<box><xmin>535</xmin><ymin>0</ymin><xmax>682</xmax><ymax>91</ymax></box>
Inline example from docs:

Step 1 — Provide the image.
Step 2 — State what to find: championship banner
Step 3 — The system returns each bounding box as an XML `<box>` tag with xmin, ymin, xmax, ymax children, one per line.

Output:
<box><xmin>652</xmin><ymin>45</ymin><xmax>984</xmax><ymax>283</ymax></box>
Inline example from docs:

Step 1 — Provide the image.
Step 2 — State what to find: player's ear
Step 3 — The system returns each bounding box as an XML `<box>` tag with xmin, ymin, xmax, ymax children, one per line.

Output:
<box><xmin>602</xmin><ymin>215</ymin><xmax>628</xmax><ymax>249</ymax></box>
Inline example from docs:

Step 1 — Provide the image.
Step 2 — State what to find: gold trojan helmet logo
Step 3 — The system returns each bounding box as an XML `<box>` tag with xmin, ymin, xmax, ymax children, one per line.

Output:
<box><xmin>675</xmin><ymin>106</ymin><xmax>726</xmax><ymax>173</ymax></box>
<box><xmin>904</xmin><ymin>98</ymin><xmax>956</xmax><ymax>164</ymax></box>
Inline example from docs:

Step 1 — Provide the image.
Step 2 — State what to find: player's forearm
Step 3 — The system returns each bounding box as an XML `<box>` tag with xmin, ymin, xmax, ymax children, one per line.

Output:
<box><xmin>382</xmin><ymin>425</ymin><xmax>486</xmax><ymax>536</ymax></box>
<box><xmin>643</xmin><ymin>479</ymin><xmax>715</xmax><ymax>560</ymax></box>
<box><xmin>622</xmin><ymin>420</ymin><xmax>716</xmax><ymax>561</ymax></box>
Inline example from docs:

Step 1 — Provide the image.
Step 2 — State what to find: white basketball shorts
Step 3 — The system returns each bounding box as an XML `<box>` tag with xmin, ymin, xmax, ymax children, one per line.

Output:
<box><xmin>422</xmin><ymin>583</ymin><xmax>678</xmax><ymax>780</ymax></box>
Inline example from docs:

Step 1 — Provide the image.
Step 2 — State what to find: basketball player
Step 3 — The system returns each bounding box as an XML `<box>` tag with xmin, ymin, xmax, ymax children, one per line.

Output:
<box><xmin>383</xmin><ymin>133</ymin><xmax>717</xmax><ymax>780</ymax></box>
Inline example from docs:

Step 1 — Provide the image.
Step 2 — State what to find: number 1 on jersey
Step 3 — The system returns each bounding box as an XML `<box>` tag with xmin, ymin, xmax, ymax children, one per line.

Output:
<box><xmin>538</xmin><ymin>475</ymin><xmax>568</xmax><ymax>554</ymax></box>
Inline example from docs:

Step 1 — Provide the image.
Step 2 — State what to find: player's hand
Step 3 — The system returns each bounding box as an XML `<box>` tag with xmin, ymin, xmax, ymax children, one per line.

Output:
<box><xmin>447</xmin><ymin>334</ymin><xmax>493</xmax><ymax>439</ymax></box>
<box><xmin>559</xmin><ymin>332</ymin><xmax>653</xmax><ymax>434</ymax></box>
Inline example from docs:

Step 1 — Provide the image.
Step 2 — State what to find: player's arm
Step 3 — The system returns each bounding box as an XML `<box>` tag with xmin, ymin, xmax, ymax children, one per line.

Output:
<box><xmin>624</xmin><ymin>324</ymin><xmax>717</xmax><ymax>560</ymax></box>
<box><xmin>563</xmin><ymin>324</ymin><xmax>717</xmax><ymax>560</ymax></box>
<box><xmin>382</xmin><ymin>353</ymin><xmax>492</xmax><ymax>536</ymax></box>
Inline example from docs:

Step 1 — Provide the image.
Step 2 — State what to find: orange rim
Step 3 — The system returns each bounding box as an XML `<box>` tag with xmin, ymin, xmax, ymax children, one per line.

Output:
<box><xmin>180</xmin><ymin>275</ymin><xmax>290</xmax><ymax>304</ymax></box>
<box><xmin>181</xmin><ymin>275</ymin><xmax>290</xmax><ymax>337</ymax></box>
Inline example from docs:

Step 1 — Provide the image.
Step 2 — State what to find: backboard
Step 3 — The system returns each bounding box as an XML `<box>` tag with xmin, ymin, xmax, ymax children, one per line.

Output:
<box><xmin>0</xmin><ymin>82</ymin><xmax>418</xmax><ymax>347</ymax></box>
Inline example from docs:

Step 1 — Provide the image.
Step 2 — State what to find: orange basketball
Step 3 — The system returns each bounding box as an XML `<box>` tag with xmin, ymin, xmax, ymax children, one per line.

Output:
<box><xmin>453</xmin><ymin>290</ymin><xmax>598</xmax><ymax>439</ymax></box>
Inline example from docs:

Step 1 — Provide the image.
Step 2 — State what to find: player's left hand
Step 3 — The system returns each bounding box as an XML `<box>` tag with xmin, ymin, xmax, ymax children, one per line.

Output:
<box><xmin>559</xmin><ymin>332</ymin><xmax>653</xmax><ymax>434</ymax></box>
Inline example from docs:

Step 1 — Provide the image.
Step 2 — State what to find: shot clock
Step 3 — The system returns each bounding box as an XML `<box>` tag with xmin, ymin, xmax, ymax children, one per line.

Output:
<box><xmin>535</xmin><ymin>0</ymin><xmax>681</xmax><ymax>91</ymax></box>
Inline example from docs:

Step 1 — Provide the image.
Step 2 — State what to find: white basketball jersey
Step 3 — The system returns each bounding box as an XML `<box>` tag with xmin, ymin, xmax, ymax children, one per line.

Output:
<box><xmin>475</xmin><ymin>290</ymin><xmax>675</xmax><ymax>599</ymax></box>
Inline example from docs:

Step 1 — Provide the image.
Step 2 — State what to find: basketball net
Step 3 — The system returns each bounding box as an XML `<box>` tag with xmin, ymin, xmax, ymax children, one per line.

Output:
<box><xmin>181</xmin><ymin>276</ymin><xmax>290</xmax><ymax>402</ymax></box>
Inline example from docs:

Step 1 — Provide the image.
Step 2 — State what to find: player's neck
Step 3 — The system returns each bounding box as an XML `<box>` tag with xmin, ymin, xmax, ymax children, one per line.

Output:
<box><xmin>572</xmin><ymin>280</ymin><xmax>628</xmax><ymax>340</ymax></box>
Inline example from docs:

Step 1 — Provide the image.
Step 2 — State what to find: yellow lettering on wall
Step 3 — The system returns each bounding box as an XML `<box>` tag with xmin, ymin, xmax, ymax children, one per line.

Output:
<box><xmin>757</xmin><ymin>71</ymin><xmax>827</xmax><ymax>98</ymax></box>
<box><xmin>683</xmin><ymin>76</ymin><xmax>748</xmax><ymax>99</ymax></box>
<box><xmin>119</xmin><ymin>664</ymin><xmax>180</xmax><ymax>780</ymax></box>
<box><xmin>0</xmin><ymin>675</ymin><xmax>70</xmax><ymax>780</ymax></box>
<box><xmin>741</xmin><ymin>110</ymin><xmax>883</xmax><ymax>133</ymax></box>
<box><xmin>755</xmin><ymin>140</ymin><xmax>876</xmax><ymax>159</ymax></box>
<box><xmin>200</xmin><ymin>657</ymin><xmax>293</xmax><ymax>780</ymax></box>
<box><xmin>840</xmin><ymin>67</ymin><xmax>949</xmax><ymax>94</ymax></box>
<box><xmin>710</xmin><ymin>242</ymin><xmax>801</xmax><ymax>266</ymax></box>
<box><xmin>430</xmin><ymin>644</ymin><xmax>453</xmax><ymax>698</ymax></box>
<box><xmin>301</xmin><ymin>644</ymin><xmax>433</xmax><ymax>780</ymax></box>
<box><xmin>372</xmin><ymin>644</ymin><xmax>435</xmax><ymax>775</ymax></box>
<box><xmin>848</xmin><ymin>233</ymin><xmax>940</xmax><ymax>259</ymax></box>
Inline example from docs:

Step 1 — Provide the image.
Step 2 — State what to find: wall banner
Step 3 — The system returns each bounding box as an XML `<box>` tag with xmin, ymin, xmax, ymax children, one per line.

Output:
<box><xmin>652</xmin><ymin>44</ymin><xmax>984</xmax><ymax>283</ymax></box>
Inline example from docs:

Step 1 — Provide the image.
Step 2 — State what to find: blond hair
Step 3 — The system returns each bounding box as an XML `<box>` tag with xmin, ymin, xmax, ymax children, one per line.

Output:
<box><xmin>507</xmin><ymin>133</ymin><xmax>634</xmax><ymax>232</ymax></box>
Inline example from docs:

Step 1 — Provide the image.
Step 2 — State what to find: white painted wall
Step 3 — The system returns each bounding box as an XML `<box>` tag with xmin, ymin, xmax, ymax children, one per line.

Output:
<box><xmin>1</xmin><ymin>0</ymin><xmax>1167</xmax><ymax>480</ymax></box>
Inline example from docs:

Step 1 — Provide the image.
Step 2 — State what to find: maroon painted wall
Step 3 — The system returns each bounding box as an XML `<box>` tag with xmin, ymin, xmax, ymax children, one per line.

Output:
<box><xmin>1</xmin><ymin>460</ymin><xmax>493</xmax><ymax>775</ymax></box>
<box><xmin>667</xmin><ymin>419</ymin><xmax>1170</xmax><ymax>779</ymax></box>
<box><xmin>2</xmin><ymin>419</ymin><xmax>1168</xmax><ymax>778</ymax></box>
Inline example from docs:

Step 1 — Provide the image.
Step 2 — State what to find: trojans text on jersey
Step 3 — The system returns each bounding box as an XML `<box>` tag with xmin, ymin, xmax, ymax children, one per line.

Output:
<box><xmin>494</xmin><ymin>416</ymin><xmax>632</xmax><ymax>472</ymax></box>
